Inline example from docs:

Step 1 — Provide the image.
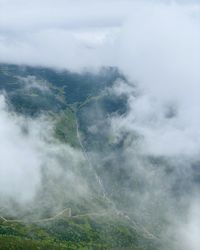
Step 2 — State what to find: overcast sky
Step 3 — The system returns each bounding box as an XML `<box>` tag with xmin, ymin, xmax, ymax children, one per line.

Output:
<box><xmin>0</xmin><ymin>0</ymin><xmax>199</xmax><ymax>70</ymax></box>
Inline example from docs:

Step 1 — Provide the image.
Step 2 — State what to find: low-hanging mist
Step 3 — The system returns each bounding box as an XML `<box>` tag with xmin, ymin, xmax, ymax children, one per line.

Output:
<box><xmin>0</xmin><ymin>0</ymin><xmax>200</xmax><ymax>249</ymax></box>
<box><xmin>0</xmin><ymin>93</ymin><xmax>93</xmax><ymax>218</ymax></box>
<box><xmin>0</xmin><ymin>95</ymin><xmax>41</xmax><ymax>203</ymax></box>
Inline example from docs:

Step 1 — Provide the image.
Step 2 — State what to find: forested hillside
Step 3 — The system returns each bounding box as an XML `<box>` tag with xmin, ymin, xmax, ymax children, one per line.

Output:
<box><xmin>0</xmin><ymin>64</ymin><xmax>169</xmax><ymax>250</ymax></box>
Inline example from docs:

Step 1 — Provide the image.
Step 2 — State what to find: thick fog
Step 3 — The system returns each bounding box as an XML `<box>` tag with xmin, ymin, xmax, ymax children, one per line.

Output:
<box><xmin>0</xmin><ymin>94</ymin><xmax>91</xmax><ymax>217</ymax></box>
<box><xmin>0</xmin><ymin>0</ymin><xmax>200</xmax><ymax>249</ymax></box>
<box><xmin>0</xmin><ymin>95</ymin><xmax>41</xmax><ymax>202</ymax></box>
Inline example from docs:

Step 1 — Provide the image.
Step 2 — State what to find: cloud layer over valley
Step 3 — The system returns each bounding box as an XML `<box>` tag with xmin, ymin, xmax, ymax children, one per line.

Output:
<box><xmin>1</xmin><ymin>0</ymin><xmax>200</xmax><ymax>249</ymax></box>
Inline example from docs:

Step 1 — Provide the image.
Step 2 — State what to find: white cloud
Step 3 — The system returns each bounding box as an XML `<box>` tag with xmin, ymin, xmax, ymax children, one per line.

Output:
<box><xmin>0</xmin><ymin>95</ymin><xmax>90</xmax><ymax>208</ymax></box>
<box><xmin>0</xmin><ymin>95</ymin><xmax>41</xmax><ymax>202</ymax></box>
<box><xmin>111</xmin><ymin>3</ymin><xmax>200</xmax><ymax>157</ymax></box>
<box><xmin>0</xmin><ymin>0</ymin><xmax>198</xmax><ymax>69</ymax></box>
<box><xmin>1</xmin><ymin>0</ymin><xmax>200</xmax><ymax>248</ymax></box>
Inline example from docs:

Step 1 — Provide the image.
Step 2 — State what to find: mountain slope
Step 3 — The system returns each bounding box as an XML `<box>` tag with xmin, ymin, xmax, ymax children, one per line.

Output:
<box><xmin>0</xmin><ymin>64</ymin><xmax>169</xmax><ymax>249</ymax></box>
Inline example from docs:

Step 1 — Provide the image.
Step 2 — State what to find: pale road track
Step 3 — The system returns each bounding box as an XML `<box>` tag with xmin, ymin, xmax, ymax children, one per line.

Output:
<box><xmin>0</xmin><ymin>208</ymin><xmax>158</xmax><ymax>240</ymax></box>
<box><xmin>75</xmin><ymin>115</ymin><xmax>107</xmax><ymax>199</ymax></box>
<box><xmin>75</xmin><ymin>114</ymin><xmax>121</xmax><ymax>212</ymax></box>
<box><xmin>0</xmin><ymin>115</ymin><xmax>159</xmax><ymax>242</ymax></box>
<box><xmin>75</xmin><ymin>115</ymin><xmax>159</xmax><ymax>241</ymax></box>
<box><xmin>0</xmin><ymin>208</ymin><xmax>108</xmax><ymax>223</ymax></box>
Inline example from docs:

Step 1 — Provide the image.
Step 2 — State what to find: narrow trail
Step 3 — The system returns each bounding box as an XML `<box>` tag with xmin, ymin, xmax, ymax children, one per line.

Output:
<box><xmin>74</xmin><ymin>115</ymin><xmax>159</xmax><ymax>241</ymax></box>
<box><xmin>0</xmin><ymin>207</ymin><xmax>158</xmax><ymax>240</ymax></box>
<box><xmin>75</xmin><ymin>114</ymin><xmax>124</xmax><ymax>214</ymax></box>
<box><xmin>0</xmin><ymin>216</ymin><xmax>7</xmax><ymax>222</ymax></box>
<box><xmin>0</xmin><ymin>208</ymin><xmax>108</xmax><ymax>224</ymax></box>
<box><xmin>0</xmin><ymin>115</ymin><xmax>159</xmax><ymax>242</ymax></box>
<box><xmin>75</xmin><ymin>115</ymin><xmax>107</xmax><ymax>199</ymax></box>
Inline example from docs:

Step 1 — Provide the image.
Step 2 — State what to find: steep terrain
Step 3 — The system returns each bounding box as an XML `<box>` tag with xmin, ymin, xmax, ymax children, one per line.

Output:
<box><xmin>0</xmin><ymin>64</ymin><xmax>169</xmax><ymax>249</ymax></box>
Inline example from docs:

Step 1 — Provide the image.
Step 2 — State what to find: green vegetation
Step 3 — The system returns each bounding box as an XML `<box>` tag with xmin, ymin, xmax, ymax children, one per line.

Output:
<box><xmin>54</xmin><ymin>108</ymin><xmax>79</xmax><ymax>148</ymax></box>
<box><xmin>0</xmin><ymin>214</ymin><xmax>160</xmax><ymax>250</ymax></box>
<box><xmin>0</xmin><ymin>64</ymin><xmax>171</xmax><ymax>249</ymax></box>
